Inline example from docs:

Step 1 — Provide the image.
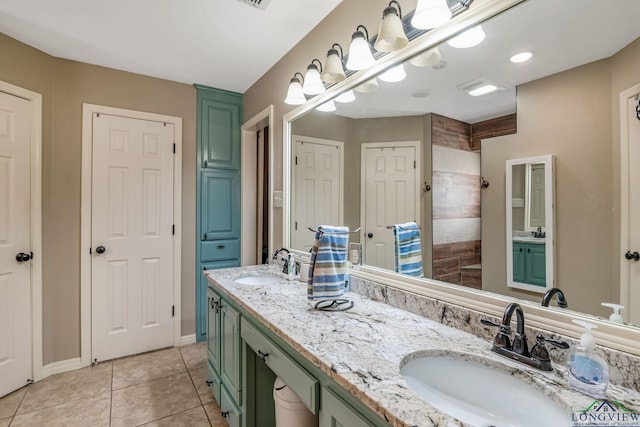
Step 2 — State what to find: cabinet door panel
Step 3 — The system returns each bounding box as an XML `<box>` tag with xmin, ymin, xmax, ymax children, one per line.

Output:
<box><xmin>221</xmin><ymin>303</ymin><xmax>242</xmax><ymax>404</ymax></box>
<box><xmin>320</xmin><ymin>388</ymin><xmax>373</xmax><ymax>427</ymax></box>
<box><xmin>526</xmin><ymin>244</ymin><xmax>547</xmax><ymax>286</ymax></box>
<box><xmin>206</xmin><ymin>361</ymin><xmax>221</xmax><ymax>405</ymax></box>
<box><xmin>207</xmin><ymin>288</ymin><xmax>222</xmax><ymax>376</ymax></box>
<box><xmin>512</xmin><ymin>243</ymin><xmax>525</xmax><ymax>283</ymax></box>
<box><xmin>201</xmin><ymin>170</ymin><xmax>240</xmax><ymax>241</ymax></box>
<box><xmin>200</xmin><ymin>97</ymin><xmax>241</xmax><ymax>171</ymax></box>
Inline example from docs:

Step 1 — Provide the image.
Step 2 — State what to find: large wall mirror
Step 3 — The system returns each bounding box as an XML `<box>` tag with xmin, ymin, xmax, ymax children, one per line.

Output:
<box><xmin>284</xmin><ymin>0</ymin><xmax>640</xmax><ymax>339</ymax></box>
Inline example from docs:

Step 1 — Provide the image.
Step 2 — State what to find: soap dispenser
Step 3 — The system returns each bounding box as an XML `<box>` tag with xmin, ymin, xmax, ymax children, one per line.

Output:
<box><xmin>287</xmin><ymin>253</ymin><xmax>296</xmax><ymax>281</ymax></box>
<box><xmin>567</xmin><ymin>320</ymin><xmax>609</xmax><ymax>398</ymax></box>
<box><xmin>601</xmin><ymin>303</ymin><xmax>625</xmax><ymax>324</ymax></box>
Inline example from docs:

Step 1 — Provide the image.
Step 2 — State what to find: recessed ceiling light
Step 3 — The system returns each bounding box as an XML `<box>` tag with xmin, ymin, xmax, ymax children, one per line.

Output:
<box><xmin>447</xmin><ymin>25</ymin><xmax>485</xmax><ymax>48</ymax></box>
<box><xmin>468</xmin><ymin>84</ymin><xmax>498</xmax><ymax>96</ymax></box>
<box><xmin>411</xmin><ymin>89</ymin><xmax>431</xmax><ymax>98</ymax></box>
<box><xmin>510</xmin><ymin>52</ymin><xmax>533</xmax><ymax>63</ymax></box>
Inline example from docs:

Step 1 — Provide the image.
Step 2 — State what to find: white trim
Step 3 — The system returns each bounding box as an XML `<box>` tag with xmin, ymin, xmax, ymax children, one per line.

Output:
<box><xmin>241</xmin><ymin>105</ymin><xmax>274</xmax><ymax>265</ymax></box>
<box><xmin>41</xmin><ymin>358</ymin><xmax>83</xmax><ymax>378</ymax></box>
<box><xmin>179</xmin><ymin>334</ymin><xmax>197</xmax><ymax>346</ymax></box>
<box><xmin>505</xmin><ymin>155</ymin><xmax>555</xmax><ymax>294</ymax></box>
<box><xmin>80</xmin><ymin>103</ymin><xmax>183</xmax><ymax>367</ymax></box>
<box><xmin>620</xmin><ymin>82</ymin><xmax>640</xmax><ymax>322</ymax></box>
<box><xmin>282</xmin><ymin>0</ymin><xmax>640</xmax><ymax>356</ymax></box>
<box><xmin>0</xmin><ymin>81</ymin><xmax>43</xmax><ymax>382</ymax></box>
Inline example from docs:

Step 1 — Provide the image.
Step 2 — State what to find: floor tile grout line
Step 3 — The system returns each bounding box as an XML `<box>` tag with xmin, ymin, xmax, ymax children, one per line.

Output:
<box><xmin>111</xmin><ymin>367</ymin><xmax>190</xmax><ymax>393</ymax></box>
<box><xmin>135</xmin><ymin>403</ymin><xmax>206</xmax><ymax>427</ymax></box>
<box><xmin>9</xmin><ymin>384</ymin><xmax>30</xmax><ymax>424</ymax></box>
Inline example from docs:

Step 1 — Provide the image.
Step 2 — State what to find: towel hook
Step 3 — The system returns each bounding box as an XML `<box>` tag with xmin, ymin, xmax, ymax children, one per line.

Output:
<box><xmin>480</xmin><ymin>176</ymin><xmax>490</xmax><ymax>189</ymax></box>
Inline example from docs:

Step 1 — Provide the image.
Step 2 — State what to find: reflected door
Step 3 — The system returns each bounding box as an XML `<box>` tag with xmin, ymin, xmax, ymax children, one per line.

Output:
<box><xmin>625</xmin><ymin>91</ymin><xmax>640</xmax><ymax>324</ymax></box>
<box><xmin>291</xmin><ymin>137</ymin><xmax>343</xmax><ymax>251</ymax></box>
<box><xmin>91</xmin><ymin>113</ymin><xmax>174</xmax><ymax>362</ymax></box>
<box><xmin>362</xmin><ymin>143</ymin><xmax>418</xmax><ymax>270</ymax></box>
<box><xmin>0</xmin><ymin>91</ymin><xmax>32</xmax><ymax>397</ymax></box>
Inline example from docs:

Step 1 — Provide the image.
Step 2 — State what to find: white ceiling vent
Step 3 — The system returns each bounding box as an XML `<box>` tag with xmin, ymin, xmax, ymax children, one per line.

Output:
<box><xmin>236</xmin><ymin>0</ymin><xmax>272</xmax><ymax>10</ymax></box>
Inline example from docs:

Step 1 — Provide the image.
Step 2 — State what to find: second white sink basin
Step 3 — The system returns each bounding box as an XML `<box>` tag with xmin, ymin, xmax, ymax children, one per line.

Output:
<box><xmin>234</xmin><ymin>275</ymin><xmax>282</xmax><ymax>286</ymax></box>
<box><xmin>400</xmin><ymin>354</ymin><xmax>571</xmax><ymax>427</ymax></box>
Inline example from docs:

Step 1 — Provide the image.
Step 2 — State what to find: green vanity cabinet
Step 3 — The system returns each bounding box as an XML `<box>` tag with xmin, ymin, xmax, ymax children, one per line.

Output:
<box><xmin>512</xmin><ymin>242</ymin><xmax>546</xmax><ymax>287</ymax></box>
<box><xmin>196</xmin><ymin>84</ymin><xmax>242</xmax><ymax>342</ymax></box>
<box><xmin>206</xmin><ymin>286</ymin><xmax>243</xmax><ymax>422</ymax></box>
<box><xmin>320</xmin><ymin>388</ymin><xmax>372</xmax><ymax>427</ymax></box>
<box><xmin>205</xmin><ymin>280</ymin><xmax>390</xmax><ymax>427</ymax></box>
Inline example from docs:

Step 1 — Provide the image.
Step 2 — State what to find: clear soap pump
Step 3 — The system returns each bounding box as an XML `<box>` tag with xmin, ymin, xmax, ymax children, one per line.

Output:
<box><xmin>567</xmin><ymin>320</ymin><xmax>609</xmax><ymax>398</ymax></box>
<box><xmin>286</xmin><ymin>253</ymin><xmax>296</xmax><ymax>281</ymax></box>
<box><xmin>601</xmin><ymin>303</ymin><xmax>625</xmax><ymax>324</ymax></box>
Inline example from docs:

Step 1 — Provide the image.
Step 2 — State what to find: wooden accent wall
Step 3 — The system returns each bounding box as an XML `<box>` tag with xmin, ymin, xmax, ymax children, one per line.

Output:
<box><xmin>470</xmin><ymin>113</ymin><xmax>517</xmax><ymax>151</ymax></box>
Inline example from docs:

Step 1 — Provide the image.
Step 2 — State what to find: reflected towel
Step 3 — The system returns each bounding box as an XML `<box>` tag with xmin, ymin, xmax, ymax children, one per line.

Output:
<box><xmin>392</xmin><ymin>222</ymin><xmax>424</xmax><ymax>277</ymax></box>
<box><xmin>307</xmin><ymin>225</ymin><xmax>349</xmax><ymax>301</ymax></box>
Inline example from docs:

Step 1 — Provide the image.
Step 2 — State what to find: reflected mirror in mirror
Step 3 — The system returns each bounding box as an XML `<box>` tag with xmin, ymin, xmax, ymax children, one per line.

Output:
<box><xmin>287</xmin><ymin>0</ymin><xmax>640</xmax><ymax>326</ymax></box>
<box><xmin>506</xmin><ymin>155</ymin><xmax>554</xmax><ymax>294</ymax></box>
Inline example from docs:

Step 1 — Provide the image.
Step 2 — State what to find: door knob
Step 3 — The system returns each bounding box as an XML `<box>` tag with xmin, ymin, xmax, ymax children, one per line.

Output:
<box><xmin>367</xmin><ymin>233</ymin><xmax>373</xmax><ymax>238</ymax></box>
<box><xmin>625</xmin><ymin>251</ymin><xmax>639</xmax><ymax>261</ymax></box>
<box><xmin>95</xmin><ymin>246</ymin><xmax>106</xmax><ymax>254</ymax></box>
<box><xmin>15</xmin><ymin>252</ymin><xmax>31</xmax><ymax>262</ymax></box>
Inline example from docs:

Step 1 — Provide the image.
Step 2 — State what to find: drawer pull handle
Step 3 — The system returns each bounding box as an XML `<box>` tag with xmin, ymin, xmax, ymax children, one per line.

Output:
<box><xmin>257</xmin><ymin>350</ymin><xmax>269</xmax><ymax>361</ymax></box>
<box><xmin>221</xmin><ymin>411</ymin><xmax>229</xmax><ymax>418</ymax></box>
<box><xmin>206</xmin><ymin>380</ymin><xmax>213</xmax><ymax>386</ymax></box>
<box><xmin>217</xmin><ymin>245</ymin><xmax>225</xmax><ymax>249</ymax></box>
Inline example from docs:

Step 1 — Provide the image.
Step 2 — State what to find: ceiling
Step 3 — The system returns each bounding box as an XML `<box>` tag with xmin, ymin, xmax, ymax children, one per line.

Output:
<box><xmin>0</xmin><ymin>0</ymin><xmax>343</xmax><ymax>93</ymax></box>
<box><xmin>332</xmin><ymin>0</ymin><xmax>640</xmax><ymax>123</ymax></box>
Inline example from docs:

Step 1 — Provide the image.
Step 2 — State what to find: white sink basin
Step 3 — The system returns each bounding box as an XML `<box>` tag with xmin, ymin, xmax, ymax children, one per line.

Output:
<box><xmin>234</xmin><ymin>275</ymin><xmax>282</xmax><ymax>286</ymax></box>
<box><xmin>400</xmin><ymin>354</ymin><xmax>571</xmax><ymax>427</ymax></box>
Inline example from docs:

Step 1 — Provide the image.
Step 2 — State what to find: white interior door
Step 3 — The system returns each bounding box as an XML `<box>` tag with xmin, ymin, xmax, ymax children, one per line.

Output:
<box><xmin>362</xmin><ymin>143</ymin><xmax>418</xmax><ymax>270</ymax></box>
<box><xmin>0</xmin><ymin>91</ymin><xmax>32</xmax><ymax>397</ymax></box>
<box><xmin>91</xmin><ymin>113</ymin><xmax>174</xmax><ymax>362</ymax></box>
<box><xmin>291</xmin><ymin>136</ymin><xmax>343</xmax><ymax>251</ymax></box>
<box><xmin>625</xmin><ymin>92</ymin><xmax>640</xmax><ymax>325</ymax></box>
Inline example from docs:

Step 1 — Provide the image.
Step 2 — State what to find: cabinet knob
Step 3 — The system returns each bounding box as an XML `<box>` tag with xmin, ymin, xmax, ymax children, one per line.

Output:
<box><xmin>206</xmin><ymin>380</ymin><xmax>213</xmax><ymax>386</ymax></box>
<box><xmin>257</xmin><ymin>350</ymin><xmax>269</xmax><ymax>362</ymax></box>
<box><xmin>221</xmin><ymin>411</ymin><xmax>229</xmax><ymax>418</ymax></box>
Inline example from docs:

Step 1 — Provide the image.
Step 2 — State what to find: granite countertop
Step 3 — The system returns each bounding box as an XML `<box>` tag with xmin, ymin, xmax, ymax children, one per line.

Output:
<box><xmin>512</xmin><ymin>236</ymin><xmax>546</xmax><ymax>244</ymax></box>
<box><xmin>204</xmin><ymin>265</ymin><xmax>640</xmax><ymax>427</ymax></box>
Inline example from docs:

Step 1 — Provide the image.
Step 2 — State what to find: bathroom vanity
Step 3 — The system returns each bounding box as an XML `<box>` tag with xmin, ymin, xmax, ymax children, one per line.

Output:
<box><xmin>205</xmin><ymin>265</ymin><xmax>640</xmax><ymax>427</ymax></box>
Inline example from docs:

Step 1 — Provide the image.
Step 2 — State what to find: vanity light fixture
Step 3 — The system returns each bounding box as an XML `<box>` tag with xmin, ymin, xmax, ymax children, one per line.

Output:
<box><xmin>284</xmin><ymin>72</ymin><xmax>306</xmax><ymax>105</ymax></box>
<box><xmin>374</xmin><ymin>1</ymin><xmax>409</xmax><ymax>53</ymax></box>
<box><xmin>447</xmin><ymin>25</ymin><xmax>486</xmax><ymax>48</ymax></box>
<box><xmin>302</xmin><ymin>59</ymin><xmax>326</xmax><ymax>95</ymax></box>
<box><xmin>335</xmin><ymin>89</ymin><xmax>356</xmax><ymax>103</ymax></box>
<box><xmin>346</xmin><ymin>25</ymin><xmax>376</xmax><ymax>71</ymax></box>
<box><xmin>409</xmin><ymin>46</ymin><xmax>442</xmax><ymax>67</ymax></box>
<box><xmin>321</xmin><ymin>44</ymin><xmax>347</xmax><ymax>83</ymax></box>
<box><xmin>411</xmin><ymin>0</ymin><xmax>452</xmax><ymax>30</ymax></box>
<box><xmin>355</xmin><ymin>77</ymin><xmax>380</xmax><ymax>93</ymax></box>
<box><xmin>510</xmin><ymin>51</ymin><xmax>533</xmax><ymax>63</ymax></box>
<box><xmin>379</xmin><ymin>64</ymin><xmax>407</xmax><ymax>83</ymax></box>
<box><xmin>316</xmin><ymin>100</ymin><xmax>336</xmax><ymax>112</ymax></box>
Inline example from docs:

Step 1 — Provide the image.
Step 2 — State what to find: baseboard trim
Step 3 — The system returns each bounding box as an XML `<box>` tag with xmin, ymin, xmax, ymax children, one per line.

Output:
<box><xmin>41</xmin><ymin>357</ymin><xmax>83</xmax><ymax>378</ymax></box>
<box><xmin>179</xmin><ymin>334</ymin><xmax>196</xmax><ymax>346</ymax></box>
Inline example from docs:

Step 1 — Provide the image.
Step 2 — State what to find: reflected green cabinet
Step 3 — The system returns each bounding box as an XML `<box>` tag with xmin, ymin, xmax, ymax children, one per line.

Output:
<box><xmin>196</xmin><ymin>85</ymin><xmax>242</xmax><ymax>342</ymax></box>
<box><xmin>512</xmin><ymin>242</ymin><xmax>546</xmax><ymax>287</ymax></box>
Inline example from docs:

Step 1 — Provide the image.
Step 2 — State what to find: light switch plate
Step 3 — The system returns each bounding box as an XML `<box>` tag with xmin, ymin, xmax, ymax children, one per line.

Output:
<box><xmin>273</xmin><ymin>190</ymin><xmax>283</xmax><ymax>208</ymax></box>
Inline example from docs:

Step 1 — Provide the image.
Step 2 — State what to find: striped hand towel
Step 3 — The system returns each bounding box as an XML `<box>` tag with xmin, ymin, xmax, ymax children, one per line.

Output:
<box><xmin>392</xmin><ymin>222</ymin><xmax>424</xmax><ymax>278</ymax></box>
<box><xmin>307</xmin><ymin>225</ymin><xmax>349</xmax><ymax>301</ymax></box>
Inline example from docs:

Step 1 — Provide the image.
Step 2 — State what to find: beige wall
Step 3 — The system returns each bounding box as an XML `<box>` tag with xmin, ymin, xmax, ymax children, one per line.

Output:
<box><xmin>242</xmin><ymin>0</ymin><xmax>401</xmax><ymax>249</ymax></box>
<box><xmin>481</xmin><ymin>55</ymin><xmax>623</xmax><ymax>316</ymax></box>
<box><xmin>1</xmin><ymin>33</ymin><xmax>197</xmax><ymax>364</ymax></box>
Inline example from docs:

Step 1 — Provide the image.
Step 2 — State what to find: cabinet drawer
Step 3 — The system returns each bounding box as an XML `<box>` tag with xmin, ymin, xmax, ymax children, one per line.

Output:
<box><xmin>201</xmin><ymin>240</ymin><xmax>240</xmax><ymax>262</ymax></box>
<box><xmin>220</xmin><ymin>383</ymin><xmax>242</xmax><ymax>427</ymax></box>
<box><xmin>206</xmin><ymin>361</ymin><xmax>221</xmax><ymax>405</ymax></box>
<box><xmin>241</xmin><ymin>318</ymin><xmax>318</xmax><ymax>414</ymax></box>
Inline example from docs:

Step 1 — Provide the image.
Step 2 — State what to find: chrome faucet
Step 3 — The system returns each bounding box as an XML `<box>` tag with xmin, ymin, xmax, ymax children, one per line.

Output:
<box><xmin>481</xmin><ymin>303</ymin><xmax>568</xmax><ymax>371</ymax></box>
<box><xmin>272</xmin><ymin>247</ymin><xmax>291</xmax><ymax>274</ymax></box>
<box><xmin>541</xmin><ymin>288</ymin><xmax>568</xmax><ymax>308</ymax></box>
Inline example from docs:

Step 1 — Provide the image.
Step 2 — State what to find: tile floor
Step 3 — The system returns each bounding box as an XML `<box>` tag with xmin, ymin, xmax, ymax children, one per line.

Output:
<box><xmin>0</xmin><ymin>343</ymin><xmax>229</xmax><ymax>427</ymax></box>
